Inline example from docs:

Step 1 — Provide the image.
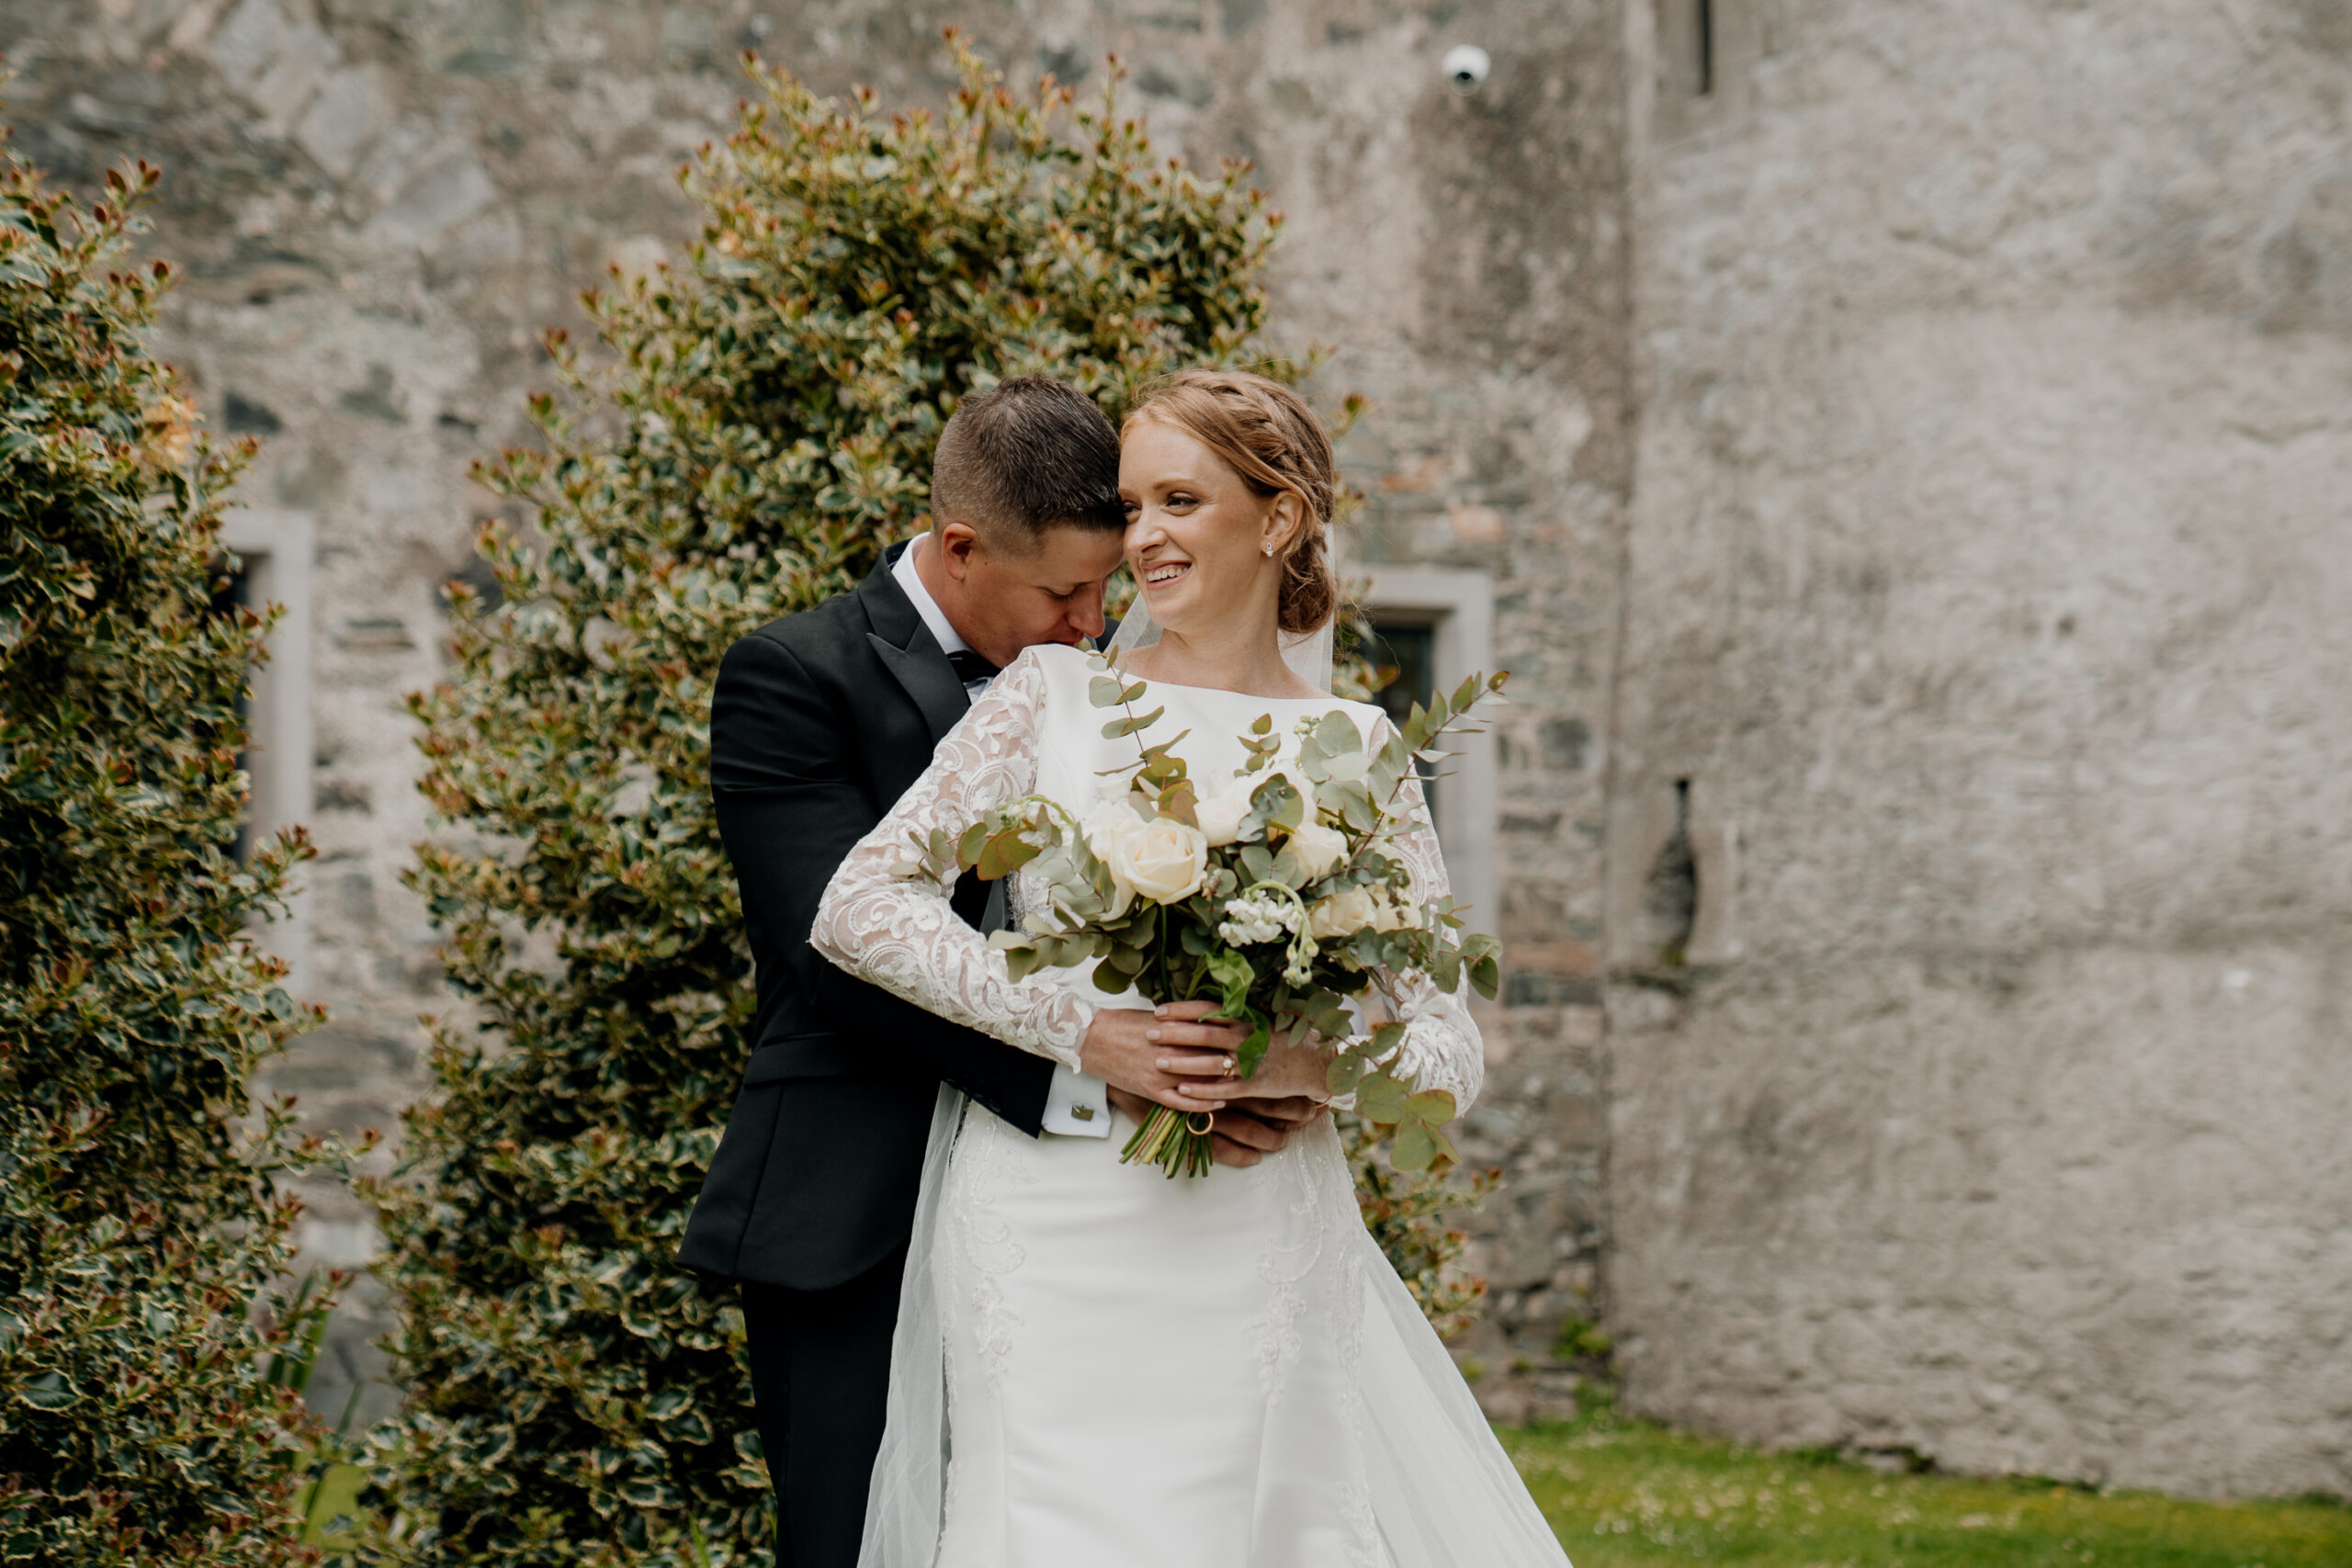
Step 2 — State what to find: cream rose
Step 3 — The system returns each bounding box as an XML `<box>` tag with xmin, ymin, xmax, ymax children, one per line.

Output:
<box><xmin>1193</xmin><ymin>789</ymin><xmax>1251</xmax><ymax>848</ymax></box>
<box><xmin>1284</xmin><ymin>819</ymin><xmax>1350</xmax><ymax>882</ymax></box>
<box><xmin>1307</xmin><ymin>885</ymin><xmax>1380</xmax><ymax>940</ymax></box>
<box><xmin>1108</xmin><ymin>815</ymin><xmax>1210</xmax><ymax>905</ymax></box>
<box><xmin>1080</xmin><ymin>799</ymin><xmax>1147</xmax><ymax>917</ymax></box>
<box><xmin>1371</xmin><ymin>885</ymin><xmax>1419</xmax><ymax>931</ymax></box>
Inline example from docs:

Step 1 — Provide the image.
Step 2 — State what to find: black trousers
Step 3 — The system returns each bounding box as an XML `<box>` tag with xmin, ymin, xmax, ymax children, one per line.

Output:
<box><xmin>740</xmin><ymin>1244</ymin><xmax>908</xmax><ymax>1568</ymax></box>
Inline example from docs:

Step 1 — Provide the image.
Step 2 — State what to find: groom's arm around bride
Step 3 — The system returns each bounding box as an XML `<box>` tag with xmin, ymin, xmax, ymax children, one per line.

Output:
<box><xmin>678</xmin><ymin>377</ymin><xmax>1320</xmax><ymax>1568</ymax></box>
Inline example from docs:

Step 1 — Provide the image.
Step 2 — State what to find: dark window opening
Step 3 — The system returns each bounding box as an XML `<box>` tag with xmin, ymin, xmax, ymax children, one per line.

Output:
<box><xmin>1365</xmin><ymin>617</ymin><xmax>1440</xmax><ymax>819</ymax></box>
<box><xmin>1696</xmin><ymin>0</ymin><xmax>1716</xmax><ymax>96</ymax></box>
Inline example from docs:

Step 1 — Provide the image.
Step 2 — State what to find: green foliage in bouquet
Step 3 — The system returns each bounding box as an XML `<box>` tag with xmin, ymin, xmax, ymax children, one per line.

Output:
<box><xmin>0</xmin><ymin>139</ymin><xmax>334</xmax><ymax>1565</ymax></box>
<box><xmin>905</xmin><ymin>652</ymin><xmax>1506</xmax><ymax>1179</ymax></box>
<box><xmin>365</xmin><ymin>39</ymin><xmax>1287</xmax><ymax>1567</ymax></box>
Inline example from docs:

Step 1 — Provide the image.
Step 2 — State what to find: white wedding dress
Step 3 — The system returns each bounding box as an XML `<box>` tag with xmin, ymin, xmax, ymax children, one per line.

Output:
<box><xmin>811</xmin><ymin>642</ymin><xmax>1571</xmax><ymax>1568</ymax></box>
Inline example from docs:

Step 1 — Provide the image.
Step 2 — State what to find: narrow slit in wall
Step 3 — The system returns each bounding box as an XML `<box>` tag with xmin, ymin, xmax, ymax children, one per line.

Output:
<box><xmin>1642</xmin><ymin>778</ymin><xmax>1698</xmax><ymax>964</ymax></box>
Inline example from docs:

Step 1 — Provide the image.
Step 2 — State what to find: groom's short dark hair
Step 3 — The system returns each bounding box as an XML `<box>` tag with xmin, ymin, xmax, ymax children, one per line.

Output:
<box><xmin>930</xmin><ymin>376</ymin><xmax>1125</xmax><ymax>548</ymax></box>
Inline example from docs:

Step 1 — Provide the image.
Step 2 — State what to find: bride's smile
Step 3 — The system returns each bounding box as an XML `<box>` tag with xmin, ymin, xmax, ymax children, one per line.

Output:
<box><xmin>1117</xmin><ymin>407</ymin><xmax>1324</xmax><ymax>699</ymax></box>
<box><xmin>1120</xmin><ymin>418</ymin><xmax>1295</xmax><ymax>623</ymax></box>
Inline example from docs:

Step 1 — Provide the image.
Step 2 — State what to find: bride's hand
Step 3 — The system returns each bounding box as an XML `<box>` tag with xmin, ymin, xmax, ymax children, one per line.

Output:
<box><xmin>1080</xmin><ymin>1000</ymin><xmax>1250</xmax><ymax>1115</ymax></box>
<box><xmin>1183</xmin><ymin>1018</ymin><xmax>1335</xmax><ymax>1106</ymax></box>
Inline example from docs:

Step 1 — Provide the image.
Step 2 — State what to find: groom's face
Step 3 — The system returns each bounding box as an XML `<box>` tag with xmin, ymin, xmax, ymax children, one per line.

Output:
<box><xmin>933</xmin><ymin>520</ymin><xmax>1125</xmax><ymax>667</ymax></box>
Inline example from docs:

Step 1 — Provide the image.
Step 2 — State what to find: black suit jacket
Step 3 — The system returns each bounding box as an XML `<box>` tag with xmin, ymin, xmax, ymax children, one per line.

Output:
<box><xmin>679</xmin><ymin>545</ymin><xmax>1054</xmax><ymax>1290</ymax></box>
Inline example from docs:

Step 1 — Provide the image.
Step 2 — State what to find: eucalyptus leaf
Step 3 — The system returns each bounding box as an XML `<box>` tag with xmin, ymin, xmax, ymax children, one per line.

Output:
<box><xmin>1390</xmin><ymin>1119</ymin><xmax>1439</xmax><ymax>1172</ymax></box>
<box><xmin>1313</xmin><ymin>709</ymin><xmax>1363</xmax><ymax>757</ymax></box>
<box><xmin>1102</xmin><ymin>705</ymin><xmax>1167</xmax><ymax>739</ymax></box>
<box><xmin>1356</xmin><ymin>1074</ymin><xmax>1411</xmax><ymax>1124</ymax></box>
<box><xmin>1404</xmin><ymin>1089</ymin><xmax>1458</xmax><ymax>1124</ymax></box>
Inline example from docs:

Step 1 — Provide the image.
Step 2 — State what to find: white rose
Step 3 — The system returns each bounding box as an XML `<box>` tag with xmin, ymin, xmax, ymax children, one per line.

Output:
<box><xmin>1307</xmin><ymin>885</ymin><xmax>1380</xmax><ymax>941</ymax></box>
<box><xmin>1081</xmin><ymin>796</ymin><xmax>1145</xmax><ymax>856</ymax></box>
<box><xmin>1193</xmin><ymin>789</ymin><xmax>1251</xmax><ymax>848</ymax></box>
<box><xmin>1080</xmin><ymin>800</ymin><xmax>1147</xmax><ymax>917</ymax></box>
<box><xmin>1284</xmin><ymin>819</ymin><xmax>1350</xmax><ymax>882</ymax></box>
<box><xmin>1107</xmin><ymin>815</ymin><xmax>1210</xmax><ymax>905</ymax></box>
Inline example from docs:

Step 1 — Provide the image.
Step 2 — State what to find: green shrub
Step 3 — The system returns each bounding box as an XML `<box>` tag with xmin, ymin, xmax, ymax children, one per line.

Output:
<box><xmin>1343</xmin><ymin>1115</ymin><xmax>1498</xmax><ymax>1341</ymax></box>
<box><xmin>0</xmin><ymin>136</ymin><xmax>332</xmax><ymax>1565</ymax></box>
<box><xmin>362</xmin><ymin>42</ymin><xmax>1284</xmax><ymax>1566</ymax></box>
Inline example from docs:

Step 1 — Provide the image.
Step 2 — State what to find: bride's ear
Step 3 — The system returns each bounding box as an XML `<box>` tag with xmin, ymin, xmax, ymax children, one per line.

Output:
<box><xmin>1261</xmin><ymin>491</ymin><xmax>1305</xmax><ymax>558</ymax></box>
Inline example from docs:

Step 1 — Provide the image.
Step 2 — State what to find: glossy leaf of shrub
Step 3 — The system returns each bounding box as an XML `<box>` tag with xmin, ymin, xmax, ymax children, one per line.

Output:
<box><xmin>0</xmin><ymin>133</ymin><xmax>334</xmax><ymax>1566</ymax></box>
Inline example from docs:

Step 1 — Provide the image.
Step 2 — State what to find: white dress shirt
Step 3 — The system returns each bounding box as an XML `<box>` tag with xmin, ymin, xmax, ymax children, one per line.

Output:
<box><xmin>891</xmin><ymin>538</ymin><xmax>1113</xmax><ymax>1139</ymax></box>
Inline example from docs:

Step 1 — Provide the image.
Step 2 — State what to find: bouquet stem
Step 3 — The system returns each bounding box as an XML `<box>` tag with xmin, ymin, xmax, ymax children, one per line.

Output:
<box><xmin>1120</xmin><ymin>1104</ymin><xmax>1216</xmax><ymax>1179</ymax></box>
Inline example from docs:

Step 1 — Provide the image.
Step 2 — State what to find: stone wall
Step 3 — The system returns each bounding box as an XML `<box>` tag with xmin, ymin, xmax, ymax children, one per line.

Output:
<box><xmin>12</xmin><ymin>0</ymin><xmax>2346</xmax><ymax>1495</ymax></box>
<box><xmin>2</xmin><ymin>0</ymin><xmax>1626</xmax><ymax>1428</ymax></box>
<box><xmin>1608</xmin><ymin>0</ymin><xmax>2352</xmax><ymax>1496</ymax></box>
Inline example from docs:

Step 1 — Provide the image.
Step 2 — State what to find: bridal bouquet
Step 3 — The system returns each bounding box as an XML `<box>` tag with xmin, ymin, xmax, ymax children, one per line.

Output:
<box><xmin>898</xmin><ymin>652</ymin><xmax>1504</xmax><ymax>1178</ymax></box>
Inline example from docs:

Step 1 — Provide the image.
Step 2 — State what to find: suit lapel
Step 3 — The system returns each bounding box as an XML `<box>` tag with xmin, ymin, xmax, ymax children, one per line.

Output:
<box><xmin>857</xmin><ymin>543</ymin><xmax>970</xmax><ymax>750</ymax></box>
<box><xmin>855</xmin><ymin>545</ymin><xmax>993</xmax><ymax>931</ymax></box>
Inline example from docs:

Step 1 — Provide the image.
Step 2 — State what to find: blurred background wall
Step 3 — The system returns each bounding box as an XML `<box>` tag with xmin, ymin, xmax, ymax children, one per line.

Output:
<box><xmin>3</xmin><ymin>0</ymin><xmax>2343</xmax><ymax>1497</ymax></box>
<box><xmin>1607</xmin><ymin>1</ymin><xmax>2352</xmax><ymax>1498</ymax></box>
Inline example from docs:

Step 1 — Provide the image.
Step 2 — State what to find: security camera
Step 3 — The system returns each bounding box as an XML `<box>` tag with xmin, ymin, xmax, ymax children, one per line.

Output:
<box><xmin>1443</xmin><ymin>44</ymin><xmax>1490</xmax><ymax>95</ymax></box>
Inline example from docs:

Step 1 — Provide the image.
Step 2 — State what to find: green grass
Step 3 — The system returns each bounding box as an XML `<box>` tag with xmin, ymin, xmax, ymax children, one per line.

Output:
<box><xmin>296</xmin><ymin>1420</ymin><xmax>2352</xmax><ymax>1563</ymax></box>
<box><xmin>1500</xmin><ymin>1412</ymin><xmax>2351</xmax><ymax>1567</ymax></box>
<box><xmin>294</xmin><ymin>1463</ymin><xmax>368</xmax><ymax>1546</ymax></box>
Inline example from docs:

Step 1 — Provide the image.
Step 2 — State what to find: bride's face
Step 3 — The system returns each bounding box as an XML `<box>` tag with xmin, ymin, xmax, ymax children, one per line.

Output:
<box><xmin>1118</xmin><ymin>418</ymin><xmax>1295</xmax><ymax>639</ymax></box>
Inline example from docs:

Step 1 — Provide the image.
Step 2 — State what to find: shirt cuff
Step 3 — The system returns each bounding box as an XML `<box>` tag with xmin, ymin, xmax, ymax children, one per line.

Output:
<box><xmin>1041</xmin><ymin>1063</ymin><xmax>1113</xmax><ymax>1138</ymax></box>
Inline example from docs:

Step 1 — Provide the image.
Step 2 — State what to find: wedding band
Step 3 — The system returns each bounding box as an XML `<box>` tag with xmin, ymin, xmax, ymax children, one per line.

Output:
<box><xmin>1220</xmin><ymin>1057</ymin><xmax>1238</xmax><ymax>1078</ymax></box>
<box><xmin>1186</xmin><ymin>1111</ymin><xmax>1216</xmax><ymax>1136</ymax></box>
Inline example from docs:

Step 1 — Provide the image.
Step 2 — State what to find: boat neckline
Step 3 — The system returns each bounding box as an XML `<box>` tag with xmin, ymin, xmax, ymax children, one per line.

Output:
<box><xmin>1043</xmin><ymin>645</ymin><xmax>1368</xmax><ymax>706</ymax></box>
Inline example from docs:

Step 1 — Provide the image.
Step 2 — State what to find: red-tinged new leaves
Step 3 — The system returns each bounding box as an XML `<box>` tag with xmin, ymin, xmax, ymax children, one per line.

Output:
<box><xmin>0</xmin><ymin>132</ymin><xmax>335</xmax><ymax>1565</ymax></box>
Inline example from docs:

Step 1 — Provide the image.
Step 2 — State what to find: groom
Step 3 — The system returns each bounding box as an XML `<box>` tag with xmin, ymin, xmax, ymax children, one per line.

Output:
<box><xmin>681</xmin><ymin>376</ymin><xmax>1322</xmax><ymax>1568</ymax></box>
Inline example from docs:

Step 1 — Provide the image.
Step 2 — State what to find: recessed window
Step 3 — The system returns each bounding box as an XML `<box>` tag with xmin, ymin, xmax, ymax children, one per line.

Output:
<box><xmin>1354</xmin><ymin>568</ymin><xmax>1497</xmax><ymax>930</ymax></box>
<box><xmin>1363</xmin><ymin>616</ymin><xmax>1442</xmax><ymax>815</ymax></box>
<box><xmin>215</xmin><ymin>508</ymin><xmax>316</xmax><ymax>985</ymax></box>
<box><xmin>1655</xmin><ymin>0</ymin><xmax>1743</xmax><ymax>137</ymax></box>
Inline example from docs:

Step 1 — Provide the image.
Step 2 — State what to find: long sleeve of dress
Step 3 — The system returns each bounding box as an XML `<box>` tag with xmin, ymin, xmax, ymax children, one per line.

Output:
<box><xmin>1372</xmin><ymin>760</ymin><xmax>1487</xmax><ymax>1117</ymax></box>
<box><xmin>809</xmin><ymin>649</ymin><xmax>1093</xmax><ymax>1071</ymax></box>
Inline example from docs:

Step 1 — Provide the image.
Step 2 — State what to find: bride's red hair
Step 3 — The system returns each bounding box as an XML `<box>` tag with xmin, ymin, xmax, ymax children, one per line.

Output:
<box><xmin>1122</xmin><ymin>369</ymin><xmax>1340</xmax><ymax>636</ymax></box>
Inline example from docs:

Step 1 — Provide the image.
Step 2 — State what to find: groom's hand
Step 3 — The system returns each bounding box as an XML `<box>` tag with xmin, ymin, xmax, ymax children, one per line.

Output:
<box><xmin>1080</xmin><ymin>1000</ymin><xmax>1249</xmax><ymax>1115</ymax></box>
<box><xmin>1103</xmin><ymin>1089</ymin><xmax>1320</xmax><ymax>1169</ymax></box>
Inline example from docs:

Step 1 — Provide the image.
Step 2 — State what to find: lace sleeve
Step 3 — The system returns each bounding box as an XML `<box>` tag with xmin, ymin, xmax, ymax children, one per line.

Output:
<box><xmin>809</xmin><ymin>650</ymin><xmax>1092</xmax><ymax>1070</ymax></box>
<box><xmin>1370</xmin><ymin>757</ymin><xmax>1487</xmax><ymax>1116</ymax></box>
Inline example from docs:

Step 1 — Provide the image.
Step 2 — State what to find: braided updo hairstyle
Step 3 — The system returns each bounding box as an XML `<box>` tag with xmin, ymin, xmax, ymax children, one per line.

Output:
<box><xmin>1122</xmin><ymin>369</ymin><xmax>1340</xmax><ymax>636</ymax></box>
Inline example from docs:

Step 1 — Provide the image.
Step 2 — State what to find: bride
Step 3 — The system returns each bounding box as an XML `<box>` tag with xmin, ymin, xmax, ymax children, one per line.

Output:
<box><xmin>810</xmin><ymin>369</ymin><xmax>1572</xmax><ymax>1567</ymax></box>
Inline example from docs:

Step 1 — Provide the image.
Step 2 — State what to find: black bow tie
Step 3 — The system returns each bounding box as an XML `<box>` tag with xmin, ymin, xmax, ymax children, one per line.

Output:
<box><xmin>945</xmin><ymin>649</ymin><xmax>1001</xmax><ymax>684</ymax></box>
